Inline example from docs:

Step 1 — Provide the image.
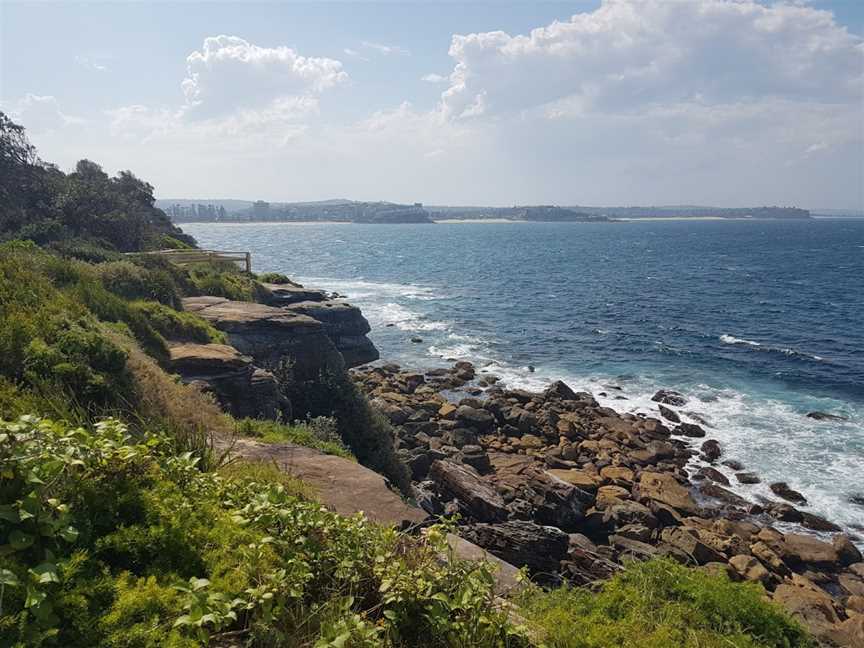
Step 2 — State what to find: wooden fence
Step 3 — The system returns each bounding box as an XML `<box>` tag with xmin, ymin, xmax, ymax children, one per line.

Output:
<box><xmin>131</xmin><ymin>249</ymin><xmax>252</xmax><ymax>273</ymax></box>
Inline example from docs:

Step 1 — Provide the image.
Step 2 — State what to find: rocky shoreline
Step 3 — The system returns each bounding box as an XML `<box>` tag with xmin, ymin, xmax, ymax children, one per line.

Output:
<box><xmin>162</xmin><ymin>273</ymin><xmax>862</xmax><ymax>646</ymax></box>
<box><xmin>352</xmin><ymin>361</ymin><xmax>864</xmax><ymax>646</ymax></box>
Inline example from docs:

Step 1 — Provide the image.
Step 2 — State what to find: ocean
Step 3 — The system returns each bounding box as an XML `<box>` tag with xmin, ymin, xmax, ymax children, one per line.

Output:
<box><xmin>183</xmin><ymin>218</ymin><xmax>864</xmax><ymax>536</ymax></box>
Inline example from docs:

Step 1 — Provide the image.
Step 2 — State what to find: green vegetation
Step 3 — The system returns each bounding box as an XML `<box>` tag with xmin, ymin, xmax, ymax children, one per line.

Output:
<box><xmin>236</xmin><ymin>417</ymin><xmax>353</xmax><ymax>459</ymax></box>
<box><xmin>284</xmin><ymin>370</ymin><xmax>412</xmax><ymax>493</ymax></box>
<box><xmin>517</xmin><ymin>559</ymin><xmax>812</xmax><ymax>648</ymax></box>
<box><xmin>1</xmin><ymin>113</ymin><xmax>193</xmax><ymax>254</ymax></box>
<box><xmin>186</xmin><ymin>261</ymin><xmax>270</xmax><ymax>302</ymax></box>
<box><xmin>257</xmin><ymin>272</ymin><xmax>293</xmax><ymax>285</ymax></box>
<box><xmin>0</xmin><ymin>416</ymin><xmax>525</xmax><ymax>648</ymax></box>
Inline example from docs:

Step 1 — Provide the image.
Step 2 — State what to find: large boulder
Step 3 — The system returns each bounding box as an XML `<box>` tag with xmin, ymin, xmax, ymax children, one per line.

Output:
<box><xmin>454</xmin><ymin>405</ymin><xmax>495</xmax><ymax>432</ymax></box>
<box><xmin>168</xmin><ymin>342</ymin><xmax>285</xmax><ymax>419</ymax></box>
<box><xmin>183</xmin><ymin>296</ymin><xmax>344</xmax><ymax>380</ymax></box>
<box><xmin>428</xmin><ymin>460</ymin><xmax>508</xmax><ymax>522</ymax></box>
<box><xmin>637</xmin><ymin>471</ymin><xmax>700</xmax><ymax>516</ymax></box>
<box><xmin>284</xmin><ymin>300</ymin><xmax>378</xmax><ymax>367</ymax></box>
<box><xmin>461</xmin><ymin>521</ymin><xmax>570</xmax><ymax>575</ymax></box>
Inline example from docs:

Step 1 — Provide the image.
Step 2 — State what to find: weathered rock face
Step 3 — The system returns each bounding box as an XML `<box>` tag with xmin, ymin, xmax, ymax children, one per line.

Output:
<box><xmin>261</xmin><ymin>281</ymin><xmax>329</xmax><ymax>306</ymax></box>
<box><xmin>428</xmin><ymin>460</ymin><xmax>508</xmax><ymax>522</ymax></box>
<box><xmin>168</xmin><ymin>342</ymin><xmax>285</xmax><ymax>419</ymax></box>
<box><xmin>182</xmin><ymin>296</ymin><xmax>345</xmax><ymax>380</ymax></box>
<box><xmin>284</xmin><ymin>300</ymin><xmax>379</xmax><ymax>367</ymax></box>
<box><xmin>462</xmin><ymin>521</ymin><xmax>570</xmax><ymax>575</ymax></box>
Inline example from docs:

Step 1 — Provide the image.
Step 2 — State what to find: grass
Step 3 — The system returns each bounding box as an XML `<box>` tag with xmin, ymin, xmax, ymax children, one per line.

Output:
<box><xmin>516</xmin><ymin>559</ymin><xmax>813</xmax><ymax>648</ymax></box>
<box><xmin>235</xmin><ymin>417</ymin><xmax>354</xmax><ymax>459</ymax></box>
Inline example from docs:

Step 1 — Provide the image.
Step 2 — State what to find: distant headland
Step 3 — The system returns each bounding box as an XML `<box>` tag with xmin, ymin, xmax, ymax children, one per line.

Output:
<box><xmin>156</xmin><ymin>198</ymin><xmax>812</xmax><ymax>224</ymax></box>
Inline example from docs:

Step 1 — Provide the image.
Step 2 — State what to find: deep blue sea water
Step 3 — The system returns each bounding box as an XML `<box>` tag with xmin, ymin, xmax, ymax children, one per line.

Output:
<box><xmin>183</xmin><ymin>219</ymin><xmax>864</xmax><ymax>535</ymax></box>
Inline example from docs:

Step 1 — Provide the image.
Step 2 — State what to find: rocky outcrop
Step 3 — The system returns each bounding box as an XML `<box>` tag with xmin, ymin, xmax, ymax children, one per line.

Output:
<box><xmin>168</xmin><ymin>342</ymin><xmax>286</xmax><ymax>419</ymax></box>
<box><xmin>261</xmin><ymin>281</ymin><xmax>329</xmax><ymax>306</ymax></box>
<box><xmin>350</xmin><ymin>361</ymin><xmax>863</xmax><ymax>646</ymax></box>
<box><xmin>182</xmin><ymin>296</ymin><xmax>345</xmax><ymax>380</ymax></box>
<box><xmin>284</xmin><ymin>300</ymin><xmax>379</xmax><ymax>367</ymax></box>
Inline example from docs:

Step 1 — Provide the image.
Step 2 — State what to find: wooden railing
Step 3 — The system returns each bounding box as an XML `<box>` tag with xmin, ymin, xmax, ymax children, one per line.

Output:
<box><xmin>130</xmin><ymin>249</ymin><xmax>252</xmax><ymax>273</ymax></box>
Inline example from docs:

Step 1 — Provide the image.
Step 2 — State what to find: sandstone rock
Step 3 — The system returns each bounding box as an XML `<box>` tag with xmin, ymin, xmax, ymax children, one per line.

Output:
<box><xmin>428</xmin><ymin>460</ymin><xmax>508</xmax><ymax>522</ymax></box>
<box><xmin>835</xmin><ymin>535</ymin><xmax>864</xmax><ymax>567</ymax></box>
<box><xmin>674</xmin><ymin>422</ymin><xmax>706</xmax><ymax>438</ymax></box>
<box><xmin>736</xmin><ymin>472</ymin><xmax>761</xmax><ymax>484</ymax></box>
<box><xmin>545</xmin><ymin>380</ymin><xmax>579</xmax><ymax>401</ymax></box>
<box><xmin>229</xmin><ymin>438</ymin><xmax>424</xmax><ymax>527</ymax></box>
<box><xmin>699</xmin><ymin>482</ymin><xmax>750</xmax><ymax>507</ymax></box>
<box><xmin>603</xmin><ymin>501</ymin><xmax>657</xmax><ymax>530</ymax></box>
<box><xmin>839</xmin><ymin>573</ymin><xmax>864</xmax><ymax>597</ymax></box>
<box><xmin>183</xmin><ymin>296</ymin><xmax>345</xmax><ymax>380</ymax></box>
<box><xmin>444</xmin><ymin>533</ymin><xmax>522</xmax><ymax>595</ymax></box>
<box><xmin>729</xmin><ymin>555</ymin><xmax>775</xmax><ymax>587</ymax></box>
<box><xmin>652</xmin><ymin>390</ymin><xmax>687</xmax><ymax>406</ymax></box>
<box><xmin>596</xmin><ymin>485</ymin><xmax>632</xmax><ymax>508</ymax></box>
<box><xmin>461</xmin><ymin>521</ymin><xmax>570</xmax><ymax>575</ymax></box>
<box><xmin>658</xmin><ymin>405</ymin><xmax>680</xmax><ymax>423</ymax></box>
<box><xmin>438</xmin><ymin>402</ymin><xmax>458</xmax><ymax>419</ymax></box>
<box><xmin>261</xmin><ymin>281</ymin><xmax>328</xmax><ymax>305</ymax></box>
<box><xmin>697</xmin><ymin>466</ymin><xmax>730</xmax><ymax>486</ymax></box>
<box><xmin>168</xmin><ymin>343</ymin><xmax>284</xmax><ymax>419</ymax></box>
<box><xmin>546</xmin><ymin>469</ymin><xmax>600</xmax><ymax>491</ymax></box>
<box><xmin>637</xmin><ymin>472</ymin><xmax>699</xmax><ymax>515</ymax></box>
<box><xmin>661</xmin><ymin>527</ymin><xmax>726</xmax><ymax>565</ymax></box>
<box><xmin>781</xmin><ymin>533</ymin><xmax>839</xmax><ymax>568</ymax></box>
<box><xmin>600</xmin><ymin>465</ymin><xmax>635</xmax><ymax>485</ymax></box>
<box><xmin>700</xmin><ymin>439</ymin><xmax>722</xmax><ymax>461</ymax></box>
<box><xmin>629</xmin><ymin>441</ymin><xmax>677</xmax><ymax>465</ymax></box>
<box><xmin>455</xmin><ymin>405</ymin><xmax>495</xmax><ymax>432</ymax></box>
<box><xmin>773</xmin><ymin>583</ymin><xmax>841</xmax><ymax>640</ymax></box>
<box><xmin>770</xmin><ymin>482</ymin><xmax>808</xmax><ymax>504</ymax></box>
<box><xmin>610</xmin><ymin>535</ymin><xmax>662</xmax><ymax>562</ymax></box>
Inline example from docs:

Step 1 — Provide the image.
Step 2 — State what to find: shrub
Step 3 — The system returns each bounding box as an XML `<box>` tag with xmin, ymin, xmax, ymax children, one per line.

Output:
<box><xmin>186</xmin><ymin>261</ymin><xmax>269</xmax><ymax>302</ymax></box>
<box><xmin>283</xmin><ymin>370</ymin><xmax>411</xmax><ymax>494</ymax></box>
<box><xmin>516</xmin><ymin>559</ymin><xmax>813</xmax><ymax>648</ymax></box>
<box><xmin>257</xmin><ymin>272</ymin><xmax>293</xmax><ymax>285</ymax></box>
<box><xmin>235</xmin><ymin>417</ymin><xmax>352</xmax><ymax>459</ymax></box>
<box><xmin>129</xmin><ymin>301</ymin><xmax>225</xmax><ymax>344</ymax></box>
<box><xmin>98</xmin><ymin>261</ymin><xmax>183</xmax><ymax>308</ymax></box>
<box><xmin>0</xmin><ymin>415</ymin><xmax>529</xmax><ymax>647</ymax></box>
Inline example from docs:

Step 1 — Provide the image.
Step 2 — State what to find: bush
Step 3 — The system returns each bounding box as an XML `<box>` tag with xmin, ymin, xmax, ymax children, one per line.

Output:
<box><xmin>186</xmin><ymin>261</ymin><xmax>269</xmax><ymax>302</ymax></box>
<box><xmin>129</xmin><ymin>301</ymin><xmax>225</xmax><ymax>344</ymax></box>
<box><xmin>0</xmin><ymin>415</ymin><xmax>528</xmax><ymax>648</ymax></box>
<box><xmin>98</xmin><ymin>261</ymin><xmax>183</xmax><ymax>308</ymax></box>
<box><xmin>516</xmin><ymin>559</ymin><xmax>813</xmax><ymax>648</ymax></box>
<box><xmin>257</xmin><ymin>272</ymin><xmax>292</xmax><ymax>285</ymax></box>
<box><xmin>283</xmin><ymin>370</ymin><xmax>411</xmax><ymax>494</ymax></box>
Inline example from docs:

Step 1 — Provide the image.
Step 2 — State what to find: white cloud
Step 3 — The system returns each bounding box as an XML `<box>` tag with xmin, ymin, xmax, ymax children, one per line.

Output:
<box><xmin>343</xmin><ymin>48</ymin><xmax>369</xmax><ymax>61</ymax></box>
<box><xmin>361</xmin><ymin>40</ymin><xmax>410</xmax><ymax>56</ymax></box>
<box><xmin>421</xmin><ymin>73</ymin><xmax>448</xmax><ymax>83</ymax></box>
<box><xmin>440</xmin><ymin>0</ymin><xmax>863</xmax><ymax>119</ymax></box>
<box><xmin>182</xmin><ymin>35</ymin><xmax>347</xmax><ymax>118</ymax></box>
<box><xmin>75</xmin><ymin>55</ymin><xmax>108</xmax><ymax>72</ymax></box>
<box><xmin>6</xmin><ymin>94</ymin><xmax>82</xmax><ymax>133</ymax></box>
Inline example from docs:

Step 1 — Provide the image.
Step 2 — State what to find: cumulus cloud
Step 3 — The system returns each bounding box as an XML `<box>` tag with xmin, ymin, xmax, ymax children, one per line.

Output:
<box><xmin>440</xmin><ymin>0</ymin><xmax>863</xmax><ymax>119</ymax></box>
<box><xmin>182</xmin><ymin>35</ymin><xmax>347</xmax><ymax>118</ymax></box>
<box><xmin>6</xmin><ymin>94</ymin><xmax>81</xmax><ymax>132</ymax></box>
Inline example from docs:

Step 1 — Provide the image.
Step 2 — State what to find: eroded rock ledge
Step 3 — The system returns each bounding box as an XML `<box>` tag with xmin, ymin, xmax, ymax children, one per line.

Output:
<box><xmin>352</xmin><ymin>362</ymin><xmax>864</xmax><ymax>647</ymax></box>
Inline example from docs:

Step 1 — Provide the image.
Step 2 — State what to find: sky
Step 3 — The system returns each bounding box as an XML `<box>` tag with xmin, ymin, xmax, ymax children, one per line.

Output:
<box><xmin>1</xmin><ymin>0</ymin><xmax>862</xmax><ymax>209</ymax></box>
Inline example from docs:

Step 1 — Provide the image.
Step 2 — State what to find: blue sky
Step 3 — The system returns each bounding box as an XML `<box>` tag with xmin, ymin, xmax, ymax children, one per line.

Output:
<box><xmin>1</xmin><ymin>1</ymin><xmax>862</xmax><ymax>209</ymax></box>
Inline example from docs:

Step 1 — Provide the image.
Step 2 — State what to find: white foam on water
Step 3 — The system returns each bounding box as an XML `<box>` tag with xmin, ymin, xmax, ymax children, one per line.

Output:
<box><xmin>720</xmin><ymin>334</ymin><xmax>828</xmax><ymax>363</ymax></box>
<box><xmin>297</xmin><ymin>276</ymin><xmax>438</xmax><ymax>301</ymax></box>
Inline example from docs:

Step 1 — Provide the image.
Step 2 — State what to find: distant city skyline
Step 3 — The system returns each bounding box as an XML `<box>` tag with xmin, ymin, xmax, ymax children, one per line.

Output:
<box><xmin>2</xmin><ymin>0</ymin><xmax>862</xmax><ymax>210</ymax></box>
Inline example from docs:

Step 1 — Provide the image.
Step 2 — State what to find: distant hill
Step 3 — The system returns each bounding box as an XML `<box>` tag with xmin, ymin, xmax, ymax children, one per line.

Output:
<box><xmin>157</xmin><ymin>197</ymin><xmax>814</xmax><ymax>223</ymax></box>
